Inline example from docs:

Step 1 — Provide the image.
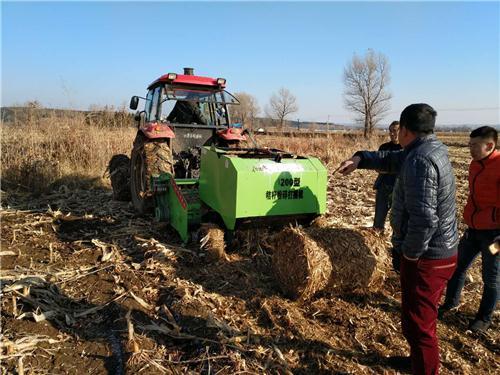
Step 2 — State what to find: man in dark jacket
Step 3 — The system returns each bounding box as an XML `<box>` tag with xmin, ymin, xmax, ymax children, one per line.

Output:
<box><xmin>373</xmin><ymin>121</ymin><xmax>403</xmax><ymax>230</ymax></box>
<box><xmin>167</xmin><ymin>100</ymin><xmax>207</xmax><ymax>125</ymax></box>
<box><xmin>338</xmin><ymin>103</ymin><xmax>459</xmax><ymax>375</ymax></box>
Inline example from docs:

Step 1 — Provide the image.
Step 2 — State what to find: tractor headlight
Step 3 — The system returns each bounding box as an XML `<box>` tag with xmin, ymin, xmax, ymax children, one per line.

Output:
<box><xmin>217</xmin><ymin>78</ymin><xmax>226</xmax><ymax>86</ymax></box>
<box><xmin>167</xmin><ymin>73</ymin><xmax>177</xmax><ymax>80</ymax></box>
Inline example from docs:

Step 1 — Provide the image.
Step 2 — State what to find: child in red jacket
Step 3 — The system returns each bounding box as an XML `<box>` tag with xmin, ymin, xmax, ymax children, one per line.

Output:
<box><xmin>440</xmin><ymin>126</ymin><xmax>500</xmax><ymax>332</ymax></box>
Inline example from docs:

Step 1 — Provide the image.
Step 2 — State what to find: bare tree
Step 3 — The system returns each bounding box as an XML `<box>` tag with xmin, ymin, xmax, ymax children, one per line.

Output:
<box><xmin>25</xmin><ymin>100</ymin><xmax>42</xmax><ymax>125</ymax></box>
<box><xmin>343</xmin><ymin>49</ymin><xmax>392</xmax><ymax>137</ymax></box>
<box><xmin>267</xmin><ymin>88</ymin><xmax>298</xmax><ymax>129</ymax></box>
<box><xmin>26</xmin><ymin>100</ymin><xmax>42</xmax><ymax>109</ymax></box>
<box><xmin>231</xmin><ymin>92</ymin><xmax>260</xmax><ymax>128</ymax></box>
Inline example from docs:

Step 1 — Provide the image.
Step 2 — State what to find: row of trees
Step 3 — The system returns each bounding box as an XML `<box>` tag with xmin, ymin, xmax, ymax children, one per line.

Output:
<box><xmin>233</xmin><ymin>49</ymin><xmax>391</xmax><ymax>138</ymax></box>
<box><xmin>231</xmin><ymin>87</ymin><xmax>298</xmax><ymax>130</ymax></box>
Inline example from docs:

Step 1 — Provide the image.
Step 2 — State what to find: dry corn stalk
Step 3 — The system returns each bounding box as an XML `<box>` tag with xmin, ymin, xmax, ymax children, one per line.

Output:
<box><xmin>129</xmin><ymin>291</ymin><xmax>152</xmax><ymax>310</ymax></box>
<box><xmin>49</xmin><ymin>243</ymin><xmax>54</xmax><ymax>263</ymax></box>
<box><xmin>126</xmin><ymin>309</ymin><xmax>139</xmax><ymax>353</ymax></box>
<box><xmin>199</xmin><ymin>223</ymin><xmax>227</xmax><ymax>262</ymax></box>
<box><xmin>18</xmin><ymin>356</ymin><xmax>24</xmax><ymax>375</ymax></box>
<box><xmin>12</xmin><ymin>295</ymin><xmax>18</xmax><ymax>316</ymax></box>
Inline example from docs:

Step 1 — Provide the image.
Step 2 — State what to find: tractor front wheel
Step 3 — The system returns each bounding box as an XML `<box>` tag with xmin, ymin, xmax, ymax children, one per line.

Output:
<box><xmin>130</xmin><ymin>133</ymin><xmax>173</xmax><ymax>215</ymax></box>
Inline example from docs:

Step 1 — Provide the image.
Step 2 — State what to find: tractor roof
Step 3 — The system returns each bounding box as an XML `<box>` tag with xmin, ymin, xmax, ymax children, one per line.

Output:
<box><xmin>148</xmin><ymin>73</ymin><xmax>226</xmax><ymax>90</ymax></box>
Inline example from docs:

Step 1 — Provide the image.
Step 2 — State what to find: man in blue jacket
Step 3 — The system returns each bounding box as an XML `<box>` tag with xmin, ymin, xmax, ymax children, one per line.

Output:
<box><xmin>338</xmin><ymin>103</ymin><xmax>459</xmax><ymax>375</ymax></box>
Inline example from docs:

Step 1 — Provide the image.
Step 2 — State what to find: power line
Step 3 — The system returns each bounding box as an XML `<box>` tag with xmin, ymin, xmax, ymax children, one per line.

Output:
<box><xmin>386</xmin><ymin>107</ymin><xmax>500</xmax><ymax>114</ymax></box>
<box><xmin>437</xmin><ymin>107</ymin><xmax>500</xmax><ymax>112</ymax></box>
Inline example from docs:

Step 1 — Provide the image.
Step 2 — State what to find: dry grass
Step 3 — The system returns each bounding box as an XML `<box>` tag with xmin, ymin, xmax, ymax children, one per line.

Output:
<box><xmin>258</xmin><ymin>132</ymin><xmax>383</xmax><ymax>169</ymax></box>
<box><xmin>1</xmin><ymin>110</ymin><xmax>382</xmax><ymax>196</ymax></box>
<box><xmin>1</xmin><ymin>109</ymin><xmax>135</xmax><ymax>195</ymax></box>
<box><xmin>1</xmin><ymin>108</ymin><xmax>470</xmax><ymax>196</ymax></box>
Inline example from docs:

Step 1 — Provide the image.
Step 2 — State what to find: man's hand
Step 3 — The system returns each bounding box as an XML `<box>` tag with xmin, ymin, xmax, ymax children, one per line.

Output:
<box><xmin>489</xmin><ymin>236</ymin><xmax>500</xmax><ymax>255</ymax></box>
<box><xmin>336</xmin><ymin>156</ymin><xmax>361</xmax><ymax>175</ymax></box>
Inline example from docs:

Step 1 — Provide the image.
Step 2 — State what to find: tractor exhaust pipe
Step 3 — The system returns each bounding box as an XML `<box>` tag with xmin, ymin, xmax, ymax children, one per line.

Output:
<box><xmin>184</xmin><ymin>67</ymin><xmax>194</xmax><ymax>75</ymax></box>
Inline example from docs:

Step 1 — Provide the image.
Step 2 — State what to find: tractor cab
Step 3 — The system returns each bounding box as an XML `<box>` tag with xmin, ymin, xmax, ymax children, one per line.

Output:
<box><xmin>130</xmin><ymin>69</ymin><xmax>245</xmax><ymax>155</ymax></box>
<box><xmin>128</xmin><ymin>68</ymin><xmax>247</xmax><ymax>214</ymax></box>
<box><xmin>130</xmin><ymin>68</ymin><xmax>240</xmax><ymax>129</ymax></box>
<box><xmin>159</xmin><ymin>84</ymin><xmax>238</xmax><ymax>127</ymax></box>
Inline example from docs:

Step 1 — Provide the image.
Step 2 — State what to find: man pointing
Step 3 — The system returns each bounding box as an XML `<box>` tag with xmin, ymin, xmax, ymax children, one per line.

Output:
<box><xmin>338</xmin><ymin>103</ymin><xmax>458</xmax><ymax>375</ymax></box>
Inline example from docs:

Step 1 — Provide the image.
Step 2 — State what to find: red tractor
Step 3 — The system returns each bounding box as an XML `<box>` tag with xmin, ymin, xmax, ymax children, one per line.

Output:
<box><xmin>127</xmin><ymin>68</ymin><xmax>246</xmax><ymax>214</ymax></box>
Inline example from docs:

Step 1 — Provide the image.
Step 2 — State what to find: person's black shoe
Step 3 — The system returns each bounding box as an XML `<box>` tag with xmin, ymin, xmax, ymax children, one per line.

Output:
<box><xmin>468</xmin><ymin>318</ymin><xmax>491</xmax><ymax>333</ymax></box>
<box><xmin>438</xmin><ymin>302</ymin><xmax>458</xmax><ymax>319</ymax></box>
<box><xmin>385</xmin><ymin>355</ymin><xmax>412</xmax><ymax>372</ymax></box>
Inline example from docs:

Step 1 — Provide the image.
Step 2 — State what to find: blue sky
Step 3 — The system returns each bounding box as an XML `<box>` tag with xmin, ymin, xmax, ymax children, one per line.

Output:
<box><xmin>2</xmin><ymin>1</ymin><xmax>499</xmax><ymax>125</ymax></box>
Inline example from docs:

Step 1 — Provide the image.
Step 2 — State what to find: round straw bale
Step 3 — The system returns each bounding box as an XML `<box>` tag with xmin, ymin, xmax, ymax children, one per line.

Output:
<box><xmin>199</xmin><ymin>223</ymin><xmax>227</xmax><ymax>262</ymax></box>
<box><xmin>269</xmin><ymin>226</ymin><xmax>332</xmax><ymax>300</ymax></box>
<box><xmin>306</xmin><ymin>226</ymin><xmax>389</xmax><ymax>294</ymax></box>
<box><xmin>269</xmin><ymin>226</ymin><xmax>390</xmax><ymax>300</ymax></box>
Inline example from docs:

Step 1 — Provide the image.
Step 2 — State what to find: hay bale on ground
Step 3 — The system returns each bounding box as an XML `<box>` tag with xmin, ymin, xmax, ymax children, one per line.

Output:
<box><xmin>270</xmin><ymin>226</ymin><xmax>332</xmax><ymax>301</ymax></box>
<box><xmin>309</xmin><ymin>226</ymin><xmax>389</xmax><ymax>294</ymax></box>
<box><xmin>199</xmin><ymin>223</ymin><xmax>227</xmax><ymax>262</ymax></box>
<box><xmin>269</xmin><ymin>226</ymin><xmax>389</xmax><ymax>300</ymax></box>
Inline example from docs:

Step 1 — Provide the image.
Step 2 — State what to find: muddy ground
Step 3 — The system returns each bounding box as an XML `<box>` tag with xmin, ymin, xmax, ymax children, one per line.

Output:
<box><xmin>1</xmin><ymin>144</ymin><xmax>498</xmax><ymax>374</ymax></box>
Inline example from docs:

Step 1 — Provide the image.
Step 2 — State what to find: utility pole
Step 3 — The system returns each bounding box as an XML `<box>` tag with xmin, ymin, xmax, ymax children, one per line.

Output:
<box><xmin>297</xmin><ymin>118</ymin><xmax>300</xmax><ymax>131</ymax></box>
<box><xmin>326</xmin><ymin>115</ymin><xmax>331</xmax><ymax>136</ymax></box>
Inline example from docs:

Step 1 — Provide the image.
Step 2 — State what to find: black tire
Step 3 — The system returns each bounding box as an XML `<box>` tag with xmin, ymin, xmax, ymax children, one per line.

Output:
<box><xmin>130</xmin><ymin>133</ymin><xmax>173</xmax><ymax>215</ymax></box>
<box><xmin>108</xmin><ymin>154</ymin><xmax>131</xmax><ymax>201</ymax></box>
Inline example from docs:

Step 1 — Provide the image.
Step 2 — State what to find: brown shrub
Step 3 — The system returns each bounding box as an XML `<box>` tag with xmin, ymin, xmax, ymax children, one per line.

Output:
<box><xmin>1</xmin><ymin>109</ymin><xmax>136</xmax><ymax>194</ymax></box>
<box><xmin>258</xmin><ymin>133</ymin><xmax>383</xmax><ymax>168</ymax></box>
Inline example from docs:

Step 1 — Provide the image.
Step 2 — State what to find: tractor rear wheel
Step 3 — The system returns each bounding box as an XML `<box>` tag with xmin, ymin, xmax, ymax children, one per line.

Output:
<box><xmin>130</xmin><ymin>133</ymin><xmax>173</xmax><ymax>215</ymax></box>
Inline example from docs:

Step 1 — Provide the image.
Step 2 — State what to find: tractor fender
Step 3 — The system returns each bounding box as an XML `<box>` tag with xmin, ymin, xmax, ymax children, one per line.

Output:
<box><xmin>217</xmin><ymin>128</ymin><xmax>247</xmax><ymax>141</ymax></box>
<box><xmin>140</xmin><ymin>122</ymin><xmax>175</xmax><ymax>139</ymax></box>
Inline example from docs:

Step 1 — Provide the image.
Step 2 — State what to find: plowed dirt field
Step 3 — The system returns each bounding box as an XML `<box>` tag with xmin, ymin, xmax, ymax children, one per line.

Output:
<box><xmin>1</xmin><ymin>143</ymin><xmax>498</xmax><ymax>374</ymax></box>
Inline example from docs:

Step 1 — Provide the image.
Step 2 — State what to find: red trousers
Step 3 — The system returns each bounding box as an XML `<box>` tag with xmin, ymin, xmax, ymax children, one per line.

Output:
<box><xmin>400</xmin><ymin>255</ymin><xmax>457</xmax><ymax>375</ymax></box>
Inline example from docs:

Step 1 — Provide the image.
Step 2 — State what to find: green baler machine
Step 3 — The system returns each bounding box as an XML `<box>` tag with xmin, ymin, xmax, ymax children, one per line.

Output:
<box><xmin>152</xmin><ymin>146</ymin><xmax>327</xmax><ymax>243</ymax></box>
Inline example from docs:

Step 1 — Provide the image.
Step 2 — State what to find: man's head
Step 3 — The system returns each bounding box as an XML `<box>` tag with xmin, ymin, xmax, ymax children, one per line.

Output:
<box><xmin>398</xmin><ymin>103</ymin><xmax>437</xmax><ymax>147</ymax></box>
<box><xmin>389</xmin><ymin>121</ymin><xmax>400</xmax><ymax>143</ymax></box>
<box><xmin>468</xmin><ymin>126</ymin><xmax>498</xmax><ymax>161</ymax></box>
